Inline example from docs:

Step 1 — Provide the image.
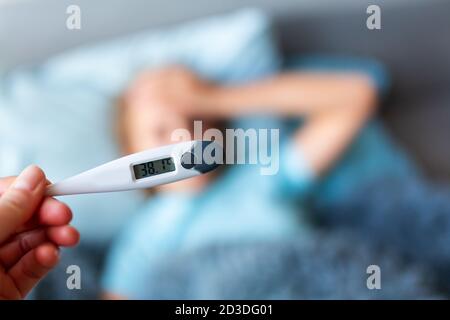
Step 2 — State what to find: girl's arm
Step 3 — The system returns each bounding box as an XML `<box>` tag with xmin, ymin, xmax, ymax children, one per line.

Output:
<box><xmin>199</xmin><ymin>72</ymin><xmax>378</xmax><ymax>176</ymax></box>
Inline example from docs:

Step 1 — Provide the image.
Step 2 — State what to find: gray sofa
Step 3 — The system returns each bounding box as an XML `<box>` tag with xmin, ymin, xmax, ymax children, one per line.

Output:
<box><xmin>273</xmin><ymin>0</ymin><xmax>450</xmax><ymax>182</ymax></box>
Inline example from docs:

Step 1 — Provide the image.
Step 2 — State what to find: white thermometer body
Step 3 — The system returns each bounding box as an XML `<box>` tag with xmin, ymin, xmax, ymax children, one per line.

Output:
<box><xmin>46</xmin><ymin>140</ymin><xmax>221</xmax><ymax>196</ymax></box>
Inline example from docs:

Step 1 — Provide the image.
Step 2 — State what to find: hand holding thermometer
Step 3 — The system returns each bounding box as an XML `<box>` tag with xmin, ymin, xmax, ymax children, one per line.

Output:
<box><xmin>46</xmin><ymin>140</ymin><xmax>221</xmax><ymax>196</ymax></box>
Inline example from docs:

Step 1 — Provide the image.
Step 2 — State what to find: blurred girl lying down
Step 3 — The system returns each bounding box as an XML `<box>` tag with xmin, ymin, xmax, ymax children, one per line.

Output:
<box><xmin>102</xmin><ymin>65</ymin><xmax>450</xmax><ymax>299</ymax></box>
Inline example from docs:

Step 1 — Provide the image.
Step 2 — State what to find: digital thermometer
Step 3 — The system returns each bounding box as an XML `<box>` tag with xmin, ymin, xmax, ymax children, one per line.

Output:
<box><xmin>46</xmin><ymin>140</ymin><xmax>221</xmax><ymax>196</ymax></box>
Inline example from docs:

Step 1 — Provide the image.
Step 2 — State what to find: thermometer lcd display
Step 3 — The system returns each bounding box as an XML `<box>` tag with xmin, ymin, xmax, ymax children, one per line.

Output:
<box><xmin>133</xmin><ymin>157</ymin><xmax>175</xmax><ymax>180</ymax></box>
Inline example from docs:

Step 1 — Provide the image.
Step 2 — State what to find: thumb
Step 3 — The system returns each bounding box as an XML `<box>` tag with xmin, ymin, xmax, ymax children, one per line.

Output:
<box><xmin>0</xmin><ymin>165</ymin><xmax>46</xmax><ymax>243</ymax></box>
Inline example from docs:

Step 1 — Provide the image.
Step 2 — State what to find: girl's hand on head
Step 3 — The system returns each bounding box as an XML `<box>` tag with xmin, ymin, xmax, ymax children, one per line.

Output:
<box><xmin>124</xmin><ymin>66</ymin><xmax>215</xmax><ymax>117</ymax></box>
<box><xmin>0</xmin><ymin>166</ymin><xmax>79</xmax><ymax>300</ymax></box>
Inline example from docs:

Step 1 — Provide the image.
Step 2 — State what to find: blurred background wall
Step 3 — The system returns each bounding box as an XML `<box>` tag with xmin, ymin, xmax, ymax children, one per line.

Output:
<box><xmin>0</xmin><ymin>0</ymin><xmax>433</xmax><ymax>68</ymax></box>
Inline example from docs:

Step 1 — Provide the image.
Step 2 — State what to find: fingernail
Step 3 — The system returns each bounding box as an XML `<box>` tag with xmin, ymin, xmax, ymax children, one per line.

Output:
<box><xmin>12</xmin><ymin>165</ymin><xmax>44</xmax><ymax>191</ymax></box>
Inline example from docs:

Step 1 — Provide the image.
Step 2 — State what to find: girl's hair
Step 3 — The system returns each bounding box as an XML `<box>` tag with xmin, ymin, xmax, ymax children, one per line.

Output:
<box><xmin>113</xmin><ymin>95</ymin><xmax>131</xmax><ymax>156</ymax></box>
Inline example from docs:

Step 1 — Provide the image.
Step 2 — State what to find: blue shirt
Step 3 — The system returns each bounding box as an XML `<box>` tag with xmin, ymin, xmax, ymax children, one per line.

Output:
<box><xmin>102</xmin><ymin>137</ymin><xmax>316</xmax><ymax>298</ymax></box>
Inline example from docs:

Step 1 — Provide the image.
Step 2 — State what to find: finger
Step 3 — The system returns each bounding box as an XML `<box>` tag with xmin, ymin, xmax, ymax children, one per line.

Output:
<box><xmin>12</xmin><ymin>181</ymin><xmax>64</xmax><ymax>233</ymax></box>
<box><xmin>46</xmin><ymin>225</ymin><xmax>80</xmax><ymax>247</ymax></box>
<box><xmin>0</xmin><ymin>166</ymin><xmax>46</xmax><ymax>243</ymax></box>
<box><xmin>8</xmin><ymin>243</ymin><xmax>59</xmax><ymax>299</ymax></box>
<box><xmin>38</xmin><ymin>198</ymin><xmax>73</xmax><ymax>226</ymax></box>
<box><xmin>0</xmin><ymin>225</ymin><xmax>79</xmax><ymax>269</ymax></box>
<box><xmin>0</xmin><ymin>177</ymin><xmax>15</xmax><ymax>194</ymax></box>
<box><xmin>0</xmin><ymin>177</ymin><xmax>51</xmax><ymax>195</ymax></box>
<box><xmin>0</xmin><ymin>229</ymin><xmax>46</xmax><ymax>269</ymax></box>
<box><xmin>16</xmin><ymin>197</ymin><xmax>72</xmax><ymax>234</ymax></box>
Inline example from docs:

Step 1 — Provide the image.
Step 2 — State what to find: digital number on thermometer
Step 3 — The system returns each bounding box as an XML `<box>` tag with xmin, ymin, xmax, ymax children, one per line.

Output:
<box><xmin>133</xmin><ymin>157</ymin><xmax>176</xmax><ymax>180</ymax></box>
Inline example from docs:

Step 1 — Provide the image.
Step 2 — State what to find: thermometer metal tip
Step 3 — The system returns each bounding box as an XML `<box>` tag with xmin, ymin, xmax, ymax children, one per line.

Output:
<box><xmin>46</xmin><ymin>140</ymin><xmax>222</xmax><ymax>197</ymax></box>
